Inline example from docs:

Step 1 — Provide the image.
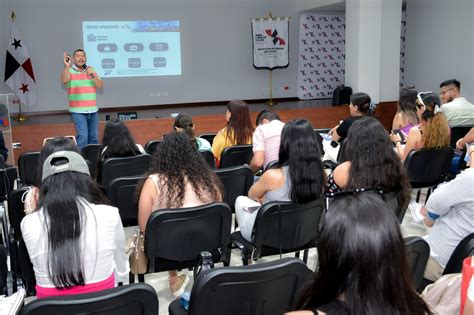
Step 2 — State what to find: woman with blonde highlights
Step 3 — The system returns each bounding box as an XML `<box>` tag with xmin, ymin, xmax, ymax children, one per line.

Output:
<box><xmin>391</xmin><ymin>91</ymin><xmax>450</xmax><ymax>161</ymax></box>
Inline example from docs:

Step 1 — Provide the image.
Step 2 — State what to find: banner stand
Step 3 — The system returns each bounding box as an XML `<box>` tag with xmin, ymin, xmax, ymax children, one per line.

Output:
<box><xmin>13</xmin><ymin>103</ymin><xmax>28</xmax><ymax>123</ymax></box>
<box><xmin>266</xmin><ymin>69</ymin><xmax>276</xmax><ymax>106</ymax></box>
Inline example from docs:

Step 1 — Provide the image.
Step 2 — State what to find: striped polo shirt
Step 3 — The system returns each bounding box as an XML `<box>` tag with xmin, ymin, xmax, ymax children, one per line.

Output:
<box><xmin>67</xmin><ymin>67</ymin><xmax>97</xmax><ymax>113</ymax></box>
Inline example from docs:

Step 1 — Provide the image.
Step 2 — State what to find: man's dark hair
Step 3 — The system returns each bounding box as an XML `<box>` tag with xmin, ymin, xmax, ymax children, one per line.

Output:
<box><xmin>440</xmin><ymin>79</ymin><xmax>460</xmax><ymax>90</ymax></box>
<box><xmin>73</xmin><ymin>49</ymin><xmax>85</xmax><ymax>56</ymax></box>
<box><xmin>255</xmin><ymin>110</ymin><xmax>281</xmax><ymax>125</ymax></box>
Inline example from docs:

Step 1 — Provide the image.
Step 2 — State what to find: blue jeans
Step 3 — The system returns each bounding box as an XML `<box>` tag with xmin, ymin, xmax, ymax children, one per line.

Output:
<box><xmin>71</xmin><ymin>112</ymin><xmax>99</xmax><ymax>149</ymax></box>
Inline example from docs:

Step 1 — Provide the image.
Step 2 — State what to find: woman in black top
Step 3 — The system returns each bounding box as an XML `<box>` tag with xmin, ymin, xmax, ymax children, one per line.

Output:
<box><xmin>288</xmin><ymin>193</ymin><xmax>431</xmax><ymax>315</ymax></box>
<box><xmin>328</xmin><ymin>92</ymin><xmax>376</xmax><ymax>143</ymax></box>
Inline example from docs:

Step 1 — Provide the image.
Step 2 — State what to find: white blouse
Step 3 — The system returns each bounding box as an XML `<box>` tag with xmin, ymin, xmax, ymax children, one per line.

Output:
<box><xmin>21</xmin><ymin>199</ymin><xmax>129</xmax><ymax>287</ymax></box>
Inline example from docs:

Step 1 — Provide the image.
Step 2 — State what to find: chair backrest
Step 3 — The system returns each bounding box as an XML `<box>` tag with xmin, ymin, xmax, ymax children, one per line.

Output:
<box><xmin>107</xmin><ymin>176</ymin><xmax>145</xmax><ymax>226</ymax></box>
<box><xmin>443</xmin><ymin>233</ymin><xmax>474</xmax><ymax>275</ymax></box>
<box><xmin>404</xmin><ymin>147</ymin><xmax>454</xmax><ymax>188</ymax></box>
<box><xmin>8</xmin><ymin>187</ymin><xmax>30</xmax><ymax>241</ymax></box>
<box><xmin>219</xmin><ymin>145</ymin><xmax>253</xmax><ymax>168</ymax></box>
<box><xmin>18</xmin><ymin>152</ymin><xmax>40</xmax><ymax>186</ymax></box>
<box><xmin>213</xmin><ymin>165</ymin><xmax>253</xmax><ymax>211</ymax></box>
<box><xmin>144</xmin><ymin>140</ymin><xmax>162</xmax><ymax>156</ymax></box>
<box><xmin>313</xmin><ymin>128</ymin><xmax>331</xmax><ymax>155</ymax></box>
<box><xmin>101</xmin><ymin>154</ymin><xmax>151</xmax><ymax>191</ymax></box>
<box><xmin>198</xmin><ymin>133</ymin><xmax>216</xmax><ymax>146</ymax></box>
<box><xmin>0</xmin><ymin>245</ymin><xmax>6</xmax><ymax>295</ymax></box>
<box><xmin>19</xmin><ymin>283</ymin><xmax>158</xmax><ymax>315</ymax></box>
<box><xmin>199</xmin><ymin>150</ymin><xmax>216</xmax><ymax>169</ymax></box>
<box><xmin>145</xmin><ymin>203</ymin><xmax>232</xmax><ymax>271</ymax></box>
<box><xmin>383</xmin><ymin>191</ymin><xmax>407</xmax><ymax>223</ymax></box>
<box><xmin>0</xmin><ymin>166</ymin><xmax>18</xmax><ymax>201</ymax></box>
<box><xmin>252</xmin><ymin>198</ymin><xmax>326</xmax><ymax>257</ymax></box>
<box><xmin>404</xmin><ymin>236</ymin><xmax>430</xmax><ymax>291</ymax></box>
<box><xmin>187</xmin><ymin>258</ymin><xmax>312</xmax><ymax>315</ymax></box>
<box><xmin>450</xmin><ymin>126</ymin><xmax>472</xmax><ymax>148</ymax></box>
<box><xmin>82</xmin><ymin>144</ymin><xmax>103</xmax><ymax>166</ymax></box>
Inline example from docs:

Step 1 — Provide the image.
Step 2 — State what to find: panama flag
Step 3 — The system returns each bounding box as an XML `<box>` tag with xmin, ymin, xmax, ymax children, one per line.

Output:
<box><xmin>4</xmin><ymin>13</ymin><xmax>38</xmax><ymax>108</ymax></box>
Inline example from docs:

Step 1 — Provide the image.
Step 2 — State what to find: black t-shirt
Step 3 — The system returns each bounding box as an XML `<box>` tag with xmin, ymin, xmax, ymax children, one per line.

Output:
<box><xmin>335</xmin><ymin>116</ymin><xmax>363</xmax><ymax>142</ymax></box>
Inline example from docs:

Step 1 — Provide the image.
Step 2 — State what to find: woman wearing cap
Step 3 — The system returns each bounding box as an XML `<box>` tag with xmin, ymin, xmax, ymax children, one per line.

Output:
<box><xmin>21</xmin><ymin>150</ymin><xmax>129</xmax><ymax>298</ymax></box>
<box><xmin>390</xmin><ymin>91</ymin><xmax>450</xmax><ymax>162</ymax></box>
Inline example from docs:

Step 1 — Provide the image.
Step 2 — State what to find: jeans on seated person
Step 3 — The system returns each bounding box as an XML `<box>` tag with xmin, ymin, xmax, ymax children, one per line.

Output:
<box><xmin>235</xmin><ymin>196</ymin><xmax>261</xmax><ymax>242</ymax></box>
<box><xmin>71</xmin><ymin>112</ymin><xmax>99</xmax><ymax>149</ymax></box>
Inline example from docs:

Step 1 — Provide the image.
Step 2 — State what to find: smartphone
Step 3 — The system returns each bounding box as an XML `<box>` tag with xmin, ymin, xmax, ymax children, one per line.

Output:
<box><xmin>392</xmin><ymin>129</ymin><xmax>406</xmax><ymax>144</ymax></box>
<box><xmin>245</xmin><ymin>206</ymin><xmax>260</xmax><ymax>213</ymax></box>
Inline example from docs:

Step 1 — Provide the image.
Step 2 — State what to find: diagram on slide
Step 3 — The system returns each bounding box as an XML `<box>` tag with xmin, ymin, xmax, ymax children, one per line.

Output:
<box><xmin>82</xmin><ymin>21</ymin><xmax>181</xmax><ymax>78</ymax></box>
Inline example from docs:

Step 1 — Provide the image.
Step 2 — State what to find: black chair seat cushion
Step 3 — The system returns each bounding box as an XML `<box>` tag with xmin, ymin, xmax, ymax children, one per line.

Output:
<box><xmin>169</xmin><ymin>299</ymin><xmax>187</xmax><ymax>315</ymax></box>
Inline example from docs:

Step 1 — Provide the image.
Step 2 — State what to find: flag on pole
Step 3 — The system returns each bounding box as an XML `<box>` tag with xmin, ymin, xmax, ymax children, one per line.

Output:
<box><xmin>4</xmin><ymin>11</ymin><xmax>38</xmax><ymax>108</ymax></box>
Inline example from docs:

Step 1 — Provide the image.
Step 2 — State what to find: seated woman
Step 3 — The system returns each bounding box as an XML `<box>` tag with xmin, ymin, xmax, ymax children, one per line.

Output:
<box><xmin>328</xmin><ymin>92</ymin><xmax>376</xmax><ymax>143</ymax></box>
<box><xmin>21</xmin><ymin>150</ymin><xmax>129</xmax><ymax>298</ymax></box>
<box><xmin>173</xmin><ymin>113</ymin><xmax>212</xmax><ymax>152</ymax></box>
<box><xmin>328</xmin><ymin>117</ymin><xmax>411</xmax><ymax>218</ymax></box>
<box><xmin>288</xmin><ymin>193</ymin><xmax>431</xmax><ymax>315</ymax></box>
<box><xmin>97</xmin><ymin>119</ymin><xmax>144</xmax><ymax>181</ymax></box>
<box><xmin>137</xmin><ymin>132</ymin><xmax>223</xmax><ymax>297</ymax></box>
<box><xmin>392</xmin><ymin>87</ymin><xmax>419</xmax><ymax>138</ymax></box>
<box><xmin>235</xmin><ymin>119</ymin><xmax>325</xmax><ymax>242</ymax></box>
<box><xmin>391</xmin><ymin>91</ymin><xmax>450</xmax><ymax>161</ymax></box>
<box><xmin>211</xmin><ymin>100</ymin><xmax>254</xmax><ymax>164</ymax></box>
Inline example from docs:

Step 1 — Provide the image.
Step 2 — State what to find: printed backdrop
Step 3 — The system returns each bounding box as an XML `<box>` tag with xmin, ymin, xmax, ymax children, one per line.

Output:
<box><xmin>298</xmin><ymin>13</ymin><xmax>407</xmax><ymax>100</ymax></box>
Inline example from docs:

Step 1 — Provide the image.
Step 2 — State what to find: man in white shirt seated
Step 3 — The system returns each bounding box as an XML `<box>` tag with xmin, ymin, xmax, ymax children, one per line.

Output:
<box><xmin>439</xmin><ymin>79</ymin><xmax>474</xmax><ymax>127</ymax></box>
<box><xmin>249</xmin><ymin>110</ymin><xmax>285</xmax><ymax>173</ymax></box>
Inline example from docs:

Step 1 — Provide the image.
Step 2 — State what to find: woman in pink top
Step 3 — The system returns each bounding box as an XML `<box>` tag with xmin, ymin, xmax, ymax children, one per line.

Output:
<box><xmin>137</xmin><ymin>132</ymin><xmax>223</xmax><ymax>297</ymax></box>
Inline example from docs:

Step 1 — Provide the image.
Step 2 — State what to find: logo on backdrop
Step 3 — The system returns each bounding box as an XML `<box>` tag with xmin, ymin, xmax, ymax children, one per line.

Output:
<box><xmin>265</xmin><ymin>29</ymin><xmax>286</xmax><ymax>46</ymax></box>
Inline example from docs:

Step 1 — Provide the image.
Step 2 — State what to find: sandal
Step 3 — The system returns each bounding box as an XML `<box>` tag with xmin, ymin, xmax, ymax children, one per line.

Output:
<box><xmin>169</xmin><ymin>274</ymin><xmax>190</xmax><ymax>297</ymax></box>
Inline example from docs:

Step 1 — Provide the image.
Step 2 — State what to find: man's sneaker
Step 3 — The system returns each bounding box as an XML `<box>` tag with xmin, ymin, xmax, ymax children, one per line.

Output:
<box><xmin>0</xmin><ymin>288</ymin><xmax>26</xmax><ymax>315</ymax></box>
<box><xmin>408</xmin><ymin>200</ymin><xmax>425</xmax><ymax>224</ymax></box>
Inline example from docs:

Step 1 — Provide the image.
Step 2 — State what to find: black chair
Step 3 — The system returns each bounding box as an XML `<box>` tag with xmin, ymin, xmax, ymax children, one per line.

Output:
<box><xmin>144</xmin><ymin>140</ymin><xmax>162</xmax><ymax>156</ymax></box>
<box><xmin>231</xmin><ymin>198</ymin><xmax>326</xmax><ymax>265</ymax></box>
<box><xmin>450</xmin><ymin>126</ymin><xmax>472</xmax><ymax>148</ymax></box>
<box><xmin>213</xmin><ymin>165</ymin><xmax>253</xmax><ymax>212</ymax></box>
<box><xmin>443</xmin><ymin>233</ymin><xmax>474</xmax><ymax>275</ymax></box>
<box><xmin>405</xmin><ymin>236</ymin><xmax>430</xmax><ymax>291</ymax></box>
<box><xmin>107</xmin><ymin>176</ymin><xmax>145</xmax><ymax>226</ymax></box>
<box><xmin>198</xmin><ymin>133</ymin><xmax>216</xmax><ymax>146</ymax></box>
<box><xmin>141</xmin><ymin>203</ymin><xmax>232</xmax><ymax>280</ymax></box>
<box><xmin>0</xmin><ymin>167</ymin><xmax>18</xmax><ymax>202</ymax></box>
<box><xmin>383</xmin><ymin>191</ymin><xmax>408</xmax><ymax>223</ymax></box>
<box><xmin>0</xmin><ymin>244</ymin><xmax>7</xmax><ymax>295</ymax></box>
<box><xmin>101</xmin><ymin>154</ymin><xmax>151</xmax><ymax>192</ymax></box>
<box><xmin>219</xmin><ymin>145</ymin><xmax>253</xmax><ymax>168</ymax></box>
<box><xmin>263</xmin><ymin>160</ymin><xmax>279</xmax><ymax>173</ymax></box>
<box><xmin>82</xmin><ymin>144</ymin><xmax>103</xmax><ymax>167</ymax></box>
<box><xmin>168</xmin><ymin>258</ymin><xmax>312</xmax><ymax>315</ymax></box>
<box><xmin>314</xmin><ymin>128</ymin><xmax>331</xmax><ymax>156</ymax></box>
<box><xmin>7</xmin><ymin>187</ymin><xmax>36</xmax><ymax>295</ymax></box>
<box><xmin>20</xmin><ymin>283</ymin><xmax>159</xmax><ymax>315</ymax></box>
<box><xmin>199</xmin><ymin>150</ymin><xmax>216</xmax><ymax>169</ymax></box>
<box><xmin>18</xmin><ymin>152</ymin><xmax>40</xmax><ymax>187</ymax></box>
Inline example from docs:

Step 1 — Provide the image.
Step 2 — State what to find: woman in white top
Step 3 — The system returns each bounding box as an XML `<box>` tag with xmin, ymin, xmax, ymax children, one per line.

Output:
<box><xmin>21</xmin><ymin>150</ymin><xmax>129</xmax><ymax>298</ymax></box>
<box><xmin>137</xmin><ymin>131</ymin><xmax>222</xmax><ymax>297</ymax></box>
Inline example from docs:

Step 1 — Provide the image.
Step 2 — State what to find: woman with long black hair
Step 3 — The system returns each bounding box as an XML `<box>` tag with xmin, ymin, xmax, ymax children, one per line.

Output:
<box><xmin>288</xmin><ymin>193</ymin><xmax>432</xmax><ymax>315</ymax></box>
<box><xmin>234</xmin><ymin>118</ymin><xmax>326</xmax><ymax>242</ymax></box>
<box><xmin>21</xmin><ymin>150</ymin><xmax>129</xmax><ymax>298</ymax></box>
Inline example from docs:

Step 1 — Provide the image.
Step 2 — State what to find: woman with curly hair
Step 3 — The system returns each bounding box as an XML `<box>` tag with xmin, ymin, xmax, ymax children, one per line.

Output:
<box><xmin>390</xmin><ymin>91</ymin><xmax>450</xmax><ymax>161</ymax></box>
<box><xmin>327</xmin><ymin>117</ymin><xmax>411</xmax><ymax>218</ymax></box>
<box><xmin>211</xmin><ymin>100</ymin><xmax>254</xmax><ymax>163</ymax></box>
<box><xmin>137</xmin><ymin>131</ymin><xmax>222</xmax><ymax>297</ymax></box>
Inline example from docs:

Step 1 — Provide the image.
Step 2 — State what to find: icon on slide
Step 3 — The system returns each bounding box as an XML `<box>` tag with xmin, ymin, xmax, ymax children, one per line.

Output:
<box><xmin>124</xmin><ymin>43</ymin><xmax>144</xmax><ymax>52</ymax></box>
<box><xmin>102</xmin><ymin>59</ymin><xmax>115</xmax><ymax>69</ymax></box>
<box><xmin>149</xmin><ymin>42</ymin><xmax>169</xmax><ymax>51</ymax></box>
<box><xmin>97</xmin><ymin>43</ymin><xmax>118</xmax><ymax>53</ymax></box>
<box><xmin>87</xmin><ymin>34</ymin><xmax>96</xmax><ymax>42</ymax></box>
<box><xmin>128</xmin><ymin>58</ymin><xmax>142</xmax><ymax>68</ymax></box>
<box><xmin>153</xmin><ymin>57</ymin><xmax>166</xmax><ymax>67</ymax></box>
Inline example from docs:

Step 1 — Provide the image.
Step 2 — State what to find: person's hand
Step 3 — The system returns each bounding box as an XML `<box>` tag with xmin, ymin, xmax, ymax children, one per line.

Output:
<box><xmin>456</xmin><ymin>137</ymin><xmax>465</xmax><ymax>151</ymax></box>
<box><xmin>390</xmin><ymin>132</ymin><xmax>402</xmax><ymax>144</ymax></box>
<box><xmin>328</xmin><ymin>125</ymin><xmax>338</xmax><ymax>136</ymax></box>
<box><xmin>63</xmin><ymin>52</ymin><xmax>71</xmax><ymax>67</ymax></box>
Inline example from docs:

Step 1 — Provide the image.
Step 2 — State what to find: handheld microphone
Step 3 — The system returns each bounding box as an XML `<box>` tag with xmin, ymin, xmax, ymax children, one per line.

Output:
<box><xmin>83</xmin><ymin>64</ymin><xmax>88</xmax><ymax>70</ymax></box>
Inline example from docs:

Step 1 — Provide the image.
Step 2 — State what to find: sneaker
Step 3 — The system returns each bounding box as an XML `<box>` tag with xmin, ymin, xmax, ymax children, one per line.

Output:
<box><xmin>408</xmin><ymin>201</ymin><xmax>424</xmax><ymax>224</ymax></box>
<box><xmin>0</xmin><ymin>288</ymin><xmax>26</xmax><ymax>315</ymax></box>
<box><xmin>169</xmin><ymin>274</ymin><xmax>190</xmax><ymax>298</ymax></box>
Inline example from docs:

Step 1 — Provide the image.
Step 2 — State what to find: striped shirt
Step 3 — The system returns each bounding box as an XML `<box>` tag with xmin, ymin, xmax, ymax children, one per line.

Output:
<box><xmin>67</xmin><ymin>67</ymin><xmax>98</xmax><ymax>113</ymax></box>
<box><xmin>425</xmin><ymin>168</ymin><xmax>474</xmax><ymax>267</ymax></box>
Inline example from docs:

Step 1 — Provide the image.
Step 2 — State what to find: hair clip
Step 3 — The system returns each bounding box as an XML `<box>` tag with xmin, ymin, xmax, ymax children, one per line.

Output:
<box><xmin>433</xmin><ymin>105</ymin><xmax>443</xmax><ymax>115</ymax></box>
<box><xmin>369</xmin><ymin>101</ymin><xmax>377</xmax><ymax>112</ymax></box>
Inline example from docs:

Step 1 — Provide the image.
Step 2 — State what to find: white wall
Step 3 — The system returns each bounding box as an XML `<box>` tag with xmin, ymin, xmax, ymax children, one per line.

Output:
<box><xmin>0</xmin><ymin>0</ymin><xmax>317</xmax><ymax>112</ymax></box>
<box><xmin>404</xmin><ymin>0</ymin><xmax>474</xmax><ymax>101</ymax></box>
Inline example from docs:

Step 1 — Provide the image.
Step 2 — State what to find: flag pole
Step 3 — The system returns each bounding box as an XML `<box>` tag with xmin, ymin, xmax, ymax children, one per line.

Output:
<box><xmin>9</xmin><ymin>11</ymin><xmax>28</xmax><ymax>123</ymax></box>
<box><xmin>265</xmin><ymin>11</ymin><xmax>277</xmax><ymax>107</ymax></box>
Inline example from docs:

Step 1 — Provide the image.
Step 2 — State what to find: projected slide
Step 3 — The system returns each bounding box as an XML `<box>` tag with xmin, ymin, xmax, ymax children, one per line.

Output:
<box><xmin>82</xmin><ymin>21</ymin><xmax>181</xmax><ymax>78</ymax></box>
